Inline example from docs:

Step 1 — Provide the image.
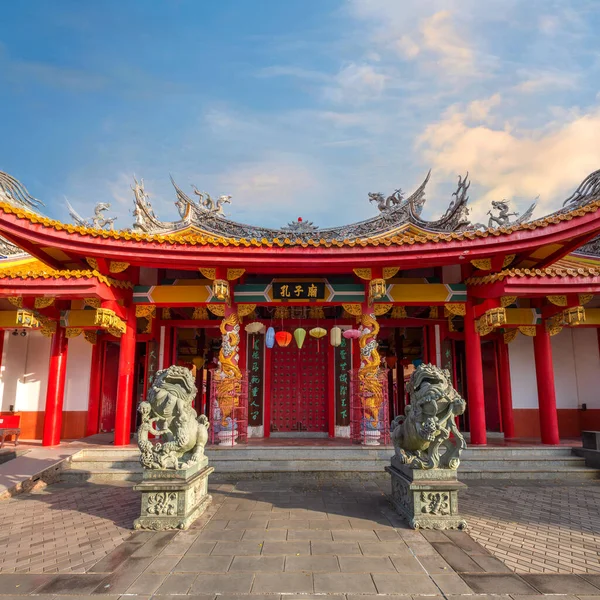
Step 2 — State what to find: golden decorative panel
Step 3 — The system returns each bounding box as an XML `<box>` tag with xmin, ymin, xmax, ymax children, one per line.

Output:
<box><xmin>227</xmin><ymin>268</ymin><xmax>245</xmax><ymax>281</ymax></box>
<box><xmin>237</xmin><ymin>304</ymin><xmax>256</xmax><ymax>317</ymax></box>
<box><xmin>562</xmin><ymin>306</ymin><xmax>585</xmax><ymax>326</ymax></box>
<box><xmin>198</xmin><ymin>268</ymin><xmax>216</xmax><ymax>280</ymax></box>
<box><xmin>502</xmin><ymin>254</ymin><xmax>516</xmax><ymax>268</ymax></box>
<box><xmin>308</xmin><ymin>307</ymin><xmax>325</xmax><ymax>319</ymax></box>
<box><xmin>65</xmin><ymin>327</ymin><xmax>83</xmax><ymax>339</ymax></box>
<box><xmin>518</xmin><ymin>326</ymin><xmax>537</xmax><ymax>337</ymax></box>
<box><xmin>579</xmin><ymin>293</ymin><xmax>594</xmax><ymax>305</ymax></box>
<box><xmin>192</xmin><ymin>307</ymin><xmax>209</xmax><ymax>320</ymax></box>
<box><xmin>8</xmin><ymin>296</ymin><xmax>23</xmax><ymax>308</ymax></box>
<box><xmin>476</xmin><ymin>318</ymin><xmax>493</xmax><ymax>336</ymax></box>
<box><xmin>342</xmin><ymin>303</ymin><xmax>362</xmax><ymax>316</ymax></box>
<box><xmin>16</xmin><ymin>309</ymin><xmax>39</xmax><ymax>328</ymax></box>
<box><xmin>207</xmin><ymin>304</ymin><xmax>225</xmax><ymax>317</ymax></box>
<box><xmin>34</xmin><ymin>297</ymin><xmax>55</xmax><ymax>309</ymax></box>
<box><xmin>84</xmin><ymin>298</ymin><xmax>101</xmax><ymax>309</ymax></box>
<box><xmin>503</xmin><ymin>329</ymin><xmax>518</xmax><ymax>344</ymax></box>
<box><xmin>391</xmin><ymin>306</ymin><xmax>407</xmax><ymax>319</ymax></box>
<box><xmin>444</xmin><ymin>303</ymin><xmax>466</xmax><ymax>316</ymax></box>
<box><xmin>94</xmin><ymin>308</ymin><xmax>126</xmax><ymax>337</ymax></box>
<box><xmin>109</xmin><ymin>261</ymin><xmax>130</xmax><ymax>274</ymax></box>
<box><xmin>547</xmin><ymin>295</ymin><xmax>567</xmax><ymax>306</ymax></box>
<box><xmin>273</xmin><ymin>306</ymin><xmax>289</xmax><ymax>319</ymax></box>
<box><xmin>374</xmin><ymin>304</ymin><xmax>392</xmax><ymax>316</ymax></box>
<box><xmin>84</xmin><ymin>330</ymin><xmax>98</xmax><ymax>344</ymax></box>
<box><xmin>383</xmin><ymin>267</ymin><xmax>400</xmax><ymax>279</ymax></box>
<box><xmin>86</xmin><ymin>257</ymin><xmax>99</xmax><ymax>270</ymax></box>
<box><xmin>162</xmin><ymin>308</ymin><xmax>172</xmax><ymax>320</ymax></box>
<box><xmin>500</xmin><ymin>296</ymin><xmax>517</xmax><ymax>308</ymax></box>
<box><xmin>471</xmin><ymin>258</ymin><xmax>492</xmax><ymax>271</ymax></box>
<box><xmin>429</xmin><ymin>307</ymin><xmax>439</xmax><ymax>319</ymax></box>
<box><xmin>135</xmin><ymin>305</ymin><xmax>156</xmax><ymax>319</ymax></box>
<box><xmin>39</xmin><ymin>318</ymin><xmax>57</xmax><ymax>337</ymax></box>
<box><xmin>353</xmin><ymin>268</ymin><xmax>372</xmax><ymax>280</ymax></box>
<box><xmin>546</xmin><ymin>314</ymin><xmax>563</xmax><ymax>336</ymax></box>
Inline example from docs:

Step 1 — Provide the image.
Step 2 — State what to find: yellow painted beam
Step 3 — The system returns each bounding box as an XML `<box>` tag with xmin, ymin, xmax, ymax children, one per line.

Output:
<box><xmin>0</xmin><ymin>312</ymin><xmax>19</xmax><ymax>328</ymax></box>
<box><xmin>505</xmin><ymin>308</ymin><xmax>541</xmax><ymax>326</ymax></box>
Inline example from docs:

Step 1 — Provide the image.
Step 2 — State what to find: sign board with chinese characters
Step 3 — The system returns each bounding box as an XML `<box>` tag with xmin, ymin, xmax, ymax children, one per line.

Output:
<box><xmin>334</xmin><ymin>337</ymin><xmax>351</xmax><ymax>426</ymax></box>
<box><xmin>272</xmin><ymin>281</ymin><xmax>327</xmax><ymax>301</ymax></box>
<box><xmin>247</xmin><ymin>333</ymin><xmax>264</xmax><ymax>426</ymax></box>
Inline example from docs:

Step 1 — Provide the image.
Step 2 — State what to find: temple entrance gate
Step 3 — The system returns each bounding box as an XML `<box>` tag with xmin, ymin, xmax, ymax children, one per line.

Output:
<box><xmin>270</xmin><ymin>336</ymin><xmax>329</xmax><ymax>434</ymax></box>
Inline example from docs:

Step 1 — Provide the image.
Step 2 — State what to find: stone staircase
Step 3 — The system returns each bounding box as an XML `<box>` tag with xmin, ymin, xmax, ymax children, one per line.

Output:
<box><xmin>59</xmin><ymin>445</ymin><xmax>598</xmax><ymax>482</ymax></box>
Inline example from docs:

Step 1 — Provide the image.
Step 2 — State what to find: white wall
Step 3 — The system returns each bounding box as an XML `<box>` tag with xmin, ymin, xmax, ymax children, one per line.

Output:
<box><xmin>0</xmin><ymin>330</ymin><xmax>92</xmax><ymax>413</ymax></box>
<box><xmin>509</xmin><ymin>328</ymin><xmax>600</xmax><ymax>410</ymax></box>
<box><xmin>0</xmin><ymin>330</ymin><xmax>51</xmax><ymax>412</ymax></box>
<box><xmin>63</xmin><ymin>335</ymin><xmax>92</xmax><ymax>411</ymax></box>
<box><xmin>508</xmin><ymin>334</ymin><xmax>538</xmax><ymax>409</ymax></box>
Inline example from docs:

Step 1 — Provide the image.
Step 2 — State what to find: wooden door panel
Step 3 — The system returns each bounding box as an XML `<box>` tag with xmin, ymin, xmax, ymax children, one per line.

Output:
<box><xmin>99</xmin><ymin>342</ymin><xmax>120</xmax><ymax>432</ymax></box>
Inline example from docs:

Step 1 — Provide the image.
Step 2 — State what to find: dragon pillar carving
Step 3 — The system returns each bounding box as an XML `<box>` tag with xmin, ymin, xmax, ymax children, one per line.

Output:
<box><xmin>214</xmin><ymin>307</ymin><xmax>243</xmax><ymax>442</ymax></box>
<box><xmin>358</xmin><ymin>309</ymin><xmax>384</xmax><ymax>434</ymax></box>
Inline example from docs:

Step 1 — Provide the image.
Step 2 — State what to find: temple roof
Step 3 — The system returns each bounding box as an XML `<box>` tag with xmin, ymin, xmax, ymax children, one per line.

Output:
<box><xmin>0</xmin><ymin>168</ymin><xmax>599</xmax><ymax>275</ymax></box>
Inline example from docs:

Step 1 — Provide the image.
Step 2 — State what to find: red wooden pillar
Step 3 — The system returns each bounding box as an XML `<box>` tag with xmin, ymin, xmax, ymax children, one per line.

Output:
<box><xmin>534</xmin><ymin>324</ymin><xmax>560</xmax><ymax>445</ymax></box>
<box><xmin>427</xmin><ymin>325</ymin><xmax>437</xmax><ymax>365</ymax></box>
<box><xmin>42</xmin><ymin>326</ymin><xmax>69</xmax><ymax>446</ymax></box>
<box><xmin>114</xmin><ymin>304</ymin><xmax>137</xmax><ymax>446</ymax></box>
<box><xmin>85</xmin><ymin>340</ymin><xmax>103</xmax><ymax>436</ymax></box>
<box><xmin>496</xmin><ymin>339</ymin><xmax>515</xmax><ymax>439</ymax></box>
<box><xmin>464</xmin><ymin>299</ymin><xmax>487</xmax><ymax>445</ymax></box>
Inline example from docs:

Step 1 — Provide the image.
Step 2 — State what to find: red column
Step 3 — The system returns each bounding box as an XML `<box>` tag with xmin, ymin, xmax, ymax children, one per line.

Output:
<box><xmin>42</xmin><ymin>326</ymin><xmax>69</xmax><ymax>446</ymax></box>
<box><xmin>464</xmin><ymin>299</ymin><xmax>487</xmax><ymax>445</ymax></box>
<box><xmin>533</xmin><ymin>324</ymin><xmax>560</xmax><ymax>444</ymax></box>
<box><xmin>496</xmin><ymin>340</ymin><xmax>515</xmax><ymax>439</ymax></box>
<box><xmin>85</xmin><ymin>341</ymin><xmax>103</xmax><ymax>436</ymax></box>
<box><xmin>427</xmin><ymin>325</ymin><xmax>437</xmax><ymax>365</ymax></box>
<box><xmin>263</xmin><ymin>336</ymin><xmax>272</xmax><ymax>438</ymax></box>
<box><xmin>114</xmin><ymin>305</ymin><xmax>137</xmax><ymax>446</ymax></box>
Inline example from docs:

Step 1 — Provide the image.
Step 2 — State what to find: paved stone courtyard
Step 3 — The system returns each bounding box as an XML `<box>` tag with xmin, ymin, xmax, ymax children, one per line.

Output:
<box><xmin>0</xmin><ymin>477</ymin><xmax>600</xmax><ymax>597</ymax></box>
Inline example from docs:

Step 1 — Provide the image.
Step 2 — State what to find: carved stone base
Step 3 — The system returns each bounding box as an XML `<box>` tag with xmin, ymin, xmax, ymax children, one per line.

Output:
<box><xmin>133</xmin><ymin>458</ymin><xmax>214</xmax><ymax>530</ymax></box>
<box><xmin>386</xmin><ymin>457</ymin><xmax>467</xmax><ymax>530</ymax></box>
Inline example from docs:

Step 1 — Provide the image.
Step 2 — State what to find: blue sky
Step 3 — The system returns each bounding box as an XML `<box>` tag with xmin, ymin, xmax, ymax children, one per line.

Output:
<box><xmin>1</xmin><ymin>0</ymin><xmax>600</xmax><ymax>229</ymax></box>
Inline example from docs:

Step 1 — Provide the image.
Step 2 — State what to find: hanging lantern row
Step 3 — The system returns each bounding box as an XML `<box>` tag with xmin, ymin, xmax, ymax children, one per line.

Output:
<box><xmin>343</xmin><ymin>328</ymin><xmax>361</xmax><ymax>339</ymax></box>
<box><xmin>245</xmin><ymin>321</ymin><xmax>266</xmax><ymax>334</ymax></box>
<box><xmin>275</xmin><ymin>331</ymin><xmax>293</xmax><ymax>347</ymax></box>
<box><xmin>266</xmin><ymin>326</ymin><xmax>275</xmax><ymax>348</ymax></box>
<box><xmin>330</xmin><ymin>326</ymin><xmax>342</xmax><ymax>347</ymax></box>
<box><xmin>294</xmin><ymin>327</ymin><xmax>307</xmax><ymax>349</ymax></box>
<box><xmin>309</xmin><ymin>327</ymin><xmax>327</xmax><ymax>339</ymax></box>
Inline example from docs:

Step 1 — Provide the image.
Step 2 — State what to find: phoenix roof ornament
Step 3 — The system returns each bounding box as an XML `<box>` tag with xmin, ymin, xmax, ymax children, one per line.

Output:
<box><xmin>0</xmin><ymin>171</ymin><xmax>44</xmax><ymax>211</ymax></box>
<box><xmin>67</xmin><ymin>199</ymin><xmax>117</xmax><ymax>230</ymax></box>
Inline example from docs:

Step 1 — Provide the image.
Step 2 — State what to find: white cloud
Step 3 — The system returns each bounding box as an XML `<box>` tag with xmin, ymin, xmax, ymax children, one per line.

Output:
<box><xmin>418</xmin><ymin>100</ymin><xmax>600</xmax><ymax>220</ymax></box>
<box><xmin>514</xmin><ymin>69</ymin><xmax>579</xmax><ymax>94</ymax></box>
<box><xmin>324</xmin><ymin>63</ymin><xmax>388</xmax><ymax>104</ymax></box>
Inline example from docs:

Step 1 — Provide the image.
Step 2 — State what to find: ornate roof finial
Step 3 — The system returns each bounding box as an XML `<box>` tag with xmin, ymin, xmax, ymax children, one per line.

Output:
<box><xmin>67</xmin><ymin>199</ymin><xmax>117</xmax><ymax>230</ymax></box>
<box><xmin>0</xmin><ymin>171</ymin><xmax>44</xmax><ymax>211</ymax></box>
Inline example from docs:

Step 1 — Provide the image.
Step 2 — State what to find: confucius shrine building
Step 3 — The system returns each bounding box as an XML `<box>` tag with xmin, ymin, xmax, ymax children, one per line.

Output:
<box><xmin>0</xmin><ymin>168</ymin><xmax>600</xmax><ymax>448</ymax></box>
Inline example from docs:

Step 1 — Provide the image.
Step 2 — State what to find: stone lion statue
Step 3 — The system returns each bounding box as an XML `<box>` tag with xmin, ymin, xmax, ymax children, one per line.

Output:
<box><xmin>137</xmin><ymin>365</ymin><xmax>210</xmax><ymax>470</ymax></box>
<box><xmin>391</xmin><ymin>363</ymin><xmax>466</xmax><ymax>470</ymax></box>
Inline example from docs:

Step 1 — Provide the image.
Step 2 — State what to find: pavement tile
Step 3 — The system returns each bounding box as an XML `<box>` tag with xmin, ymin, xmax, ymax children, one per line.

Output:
<box><xmin>314</xmin><ymin>572</ymin><xmax>377</xmax><ymax>594</ymax></box>
<box><xmin>124</xmin><ymin>572</ymin><xmax>167</xmax><ymax>595</ymax></box>
<box><xmin>359</xmin><ymin>542</ymin><xmax>412</xmax><ymax>557</ymax></box>
<box><xmin>471</xmin><ymin>554</ymin><xmax>514</xmax><ymax>573</ymax></box>
<box><xmin>581</xmin><ymin>575</ymin><xmax>600</xmax><ymax>589</ymax></box>
<box><xmin>432</xmin><ymin>542</ymin><xmax>486</xmax><ymax>572</ymax></box>
<box><xmin>189</xmin><ymin>572</ymin><xmax>254</xmax><ymax>594</ymax></box>
<box><xmin>36</xmin><ymin>574</ymin><xmax>109</xmax><ymax>594</ymax></box>
<box><xmin>432</xmin><ymin>572</ymin><xmax>474</xmax><ymax>594</ymax></box>
<box><xmin>338</xmin><ymin>556</ymin><xmax>396</xmax><ymax>573</ymax></box>
<box><xmin>0</xmin><ymin>573</ymin><xmax>53</xmax><ymax>594</ymax></box>
<box><xmin>185</xmin><ymin>541</ymin><xmax>217</xmax><ymax>555</ymax></box>
<box><xmin>389</xmin><ymin>555</ymin><xmax>427</xmax><ymax>573</ymax></box>
<box><xmin>372</xmin><ymin>572</ymin><xmax>439</xmax><ymax>595</ymax></box>
<box><xmin>287</xmin><ymin>529</ymin><xmax>333</xmax><ymax>541</ymax></box>
<box><xmin>195</xmin><ymin>529</ymin><xmax>244</xmax><ymax>541</ymax></box>
<box><xmin>522</xmin><ymin>574</ymin><xmax>600</xmax><ymax>595</ymax></box>
<box><xmin>92</xmin><ymin>557</ymin><xmax>153</xmax><ymax>594</ymax></box>
<box><xmin>261</xmin><ymin>541</ymin><xmax>310</xmax><ymax>555</ymax></box>
<box><xmin>285</xmin><ymin>556</ymin><xmax>340</xmax><ymax>573</ymax></box>
<box><xmin>311</xmin><ymin>541</ymin><xmax>361</xmax><ymax>555</ymax></box>
<box><xmin>130</xmin><ymin>532</ymin><xmax>177</xmax><ymax>558</ymax></box>
<box><xmin>332</xmin><ymin>530</ymin><xmax>380</xmax><ymax>542</ymax></box>
<box><xmin>459</xmin><ymin>573</ymin><xmax>539</xmax><ymax>594</ymax></box>
<box><xmin>153</xmin><ymin>572</ymin><xmax>197</xmax><ymax>595</ymax></box>
<box><xmin>230</xmin><ymin>556</ymin><xmax>285</xmax><ymax>572</ymax></box>
<box><xmin>252</xmin><ymin>572</ymin><xmax>313</xmax><ymax>594</ymax></box>
<box><xmin>173</xmin><ymin>555</ymin><xmax>233</xmax><ymax>572</ymax></box>
<box><xmin>146</xmin><ymin>554</ymin><xmax>182</xmax><ymax>573</ymax></box>
<box><xmin>211</xmin><ymin>541</ymin><xmax>263</xmax><ymax>556</ymax></box>
<box><xmin>242</xmin><ymin>529</ymin><xmax>288</xmax><ymax>541</ymax></box>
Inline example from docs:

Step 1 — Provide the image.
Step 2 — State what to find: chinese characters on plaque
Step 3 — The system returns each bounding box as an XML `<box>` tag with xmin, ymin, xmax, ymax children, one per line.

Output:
<box><xmin>272</xmin><ymin>281</ymin><xmax>326</xmax><ymax>301</ymax></box>
<box><xmin>335</xmin><ymin>337</ymin><xmax>351</xmax><ymax>426</ymax></box>
<box><xmin>247</xmin><ymin>334</ymin><xmax>264</xmax><ymax>426</ymax></box>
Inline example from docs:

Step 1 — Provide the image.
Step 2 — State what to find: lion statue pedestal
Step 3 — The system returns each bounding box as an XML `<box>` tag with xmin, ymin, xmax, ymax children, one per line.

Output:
<box><xmin>133</xmin><ymin>365</ymin><xmax>214</xmax><ymax>531</ymax></box>
<box><xmin>386</xmin><ymin>363</ymin><xmax>467</xmax><ymax>530</ymax></box>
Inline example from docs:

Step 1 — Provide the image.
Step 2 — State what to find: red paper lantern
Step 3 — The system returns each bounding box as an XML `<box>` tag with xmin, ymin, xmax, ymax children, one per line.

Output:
<box><xmin>386</xmin><ymin>356</ymin><xmax>397</xmax><ymax>369</ymax></box>
<box><xmin>275</xmin><ymin>331</ymin><xmax>293</xmax><ymax>347</ymax></box>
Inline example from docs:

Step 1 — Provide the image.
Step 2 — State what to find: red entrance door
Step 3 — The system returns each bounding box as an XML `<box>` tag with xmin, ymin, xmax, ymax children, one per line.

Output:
<box><xmin>481</xmin><ymin>340</ymin><xmax>501</xmax><ymax>432</ymax></box>
<box><xmin>99</xmin><ymin>342</ymin><xmax>120</xmax><ymax>432</ymax></box>
<box><xmin>270</xmin><ymin>336</ymin><xmax>328</xmax><ymax>433</ymax></box>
